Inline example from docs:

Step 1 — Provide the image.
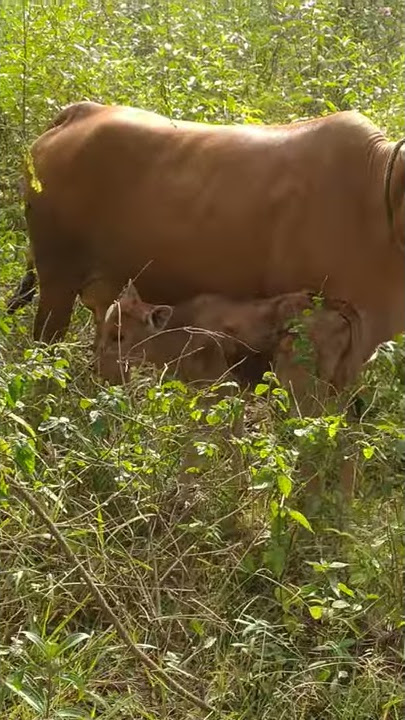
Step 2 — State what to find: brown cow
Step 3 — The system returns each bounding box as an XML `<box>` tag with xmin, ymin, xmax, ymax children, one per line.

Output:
<box><xmin>8</xmin><ymin>102</ymin><xmax>405</xmax><ymax>355</ymax></box>
<box><xmin>96</xmin><ymin>281</ymin><xmax>366</xmax><ymax>410</ymax></box>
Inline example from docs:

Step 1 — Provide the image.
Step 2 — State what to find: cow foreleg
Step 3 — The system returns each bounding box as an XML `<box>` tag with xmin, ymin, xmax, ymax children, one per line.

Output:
<box><xmin>34</xmin><ymin>283</ymin><xmax>76</xmax><ymax>342</ymax></box>
<box><xmin>80</xmin><ymin>277</ymin><xmax>124</xmax><ymax>349</ymax></box>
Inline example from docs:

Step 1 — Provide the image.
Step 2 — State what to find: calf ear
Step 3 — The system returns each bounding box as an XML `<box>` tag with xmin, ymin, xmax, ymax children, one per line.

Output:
<box><xmin>105</xmin><ymin>302</ymin><xmax>117</xmax><ymax>322</ymax></box>
<box><xmin>120</xmin><ymin>279</ymin><xmax>141</xmax><ymax>302</ymax></box>
<box><xmin>148</xmin><ymin>305</ymin><xmax>173</xmax><ymax>331</ymax></box>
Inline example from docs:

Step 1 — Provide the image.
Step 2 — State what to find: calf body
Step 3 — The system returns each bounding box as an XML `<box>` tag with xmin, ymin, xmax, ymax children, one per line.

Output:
<box><xmin>97</xmin><ymin>283</ymin><xmax>366</xmax><ymax>414</ymax></box>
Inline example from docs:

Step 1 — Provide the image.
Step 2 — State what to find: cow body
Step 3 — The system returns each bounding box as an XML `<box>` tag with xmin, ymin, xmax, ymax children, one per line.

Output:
<box><xmin>19</xmin><ymin>102</ymin><xmax>404</xmax><ymax>351</ymax></box>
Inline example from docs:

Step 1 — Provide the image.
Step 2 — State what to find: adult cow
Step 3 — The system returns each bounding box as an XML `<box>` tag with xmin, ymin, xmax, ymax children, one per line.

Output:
<box><xmin>8</xmin><ymin>101</ymin><xmax>405</xmax><ymax>355</ymax></box>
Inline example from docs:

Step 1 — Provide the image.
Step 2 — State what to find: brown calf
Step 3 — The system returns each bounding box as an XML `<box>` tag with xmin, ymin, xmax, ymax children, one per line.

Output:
<box><xmin>96</xmin><ymin>282</ymin><xmax>366</xmax><ymax>404</ymax></box>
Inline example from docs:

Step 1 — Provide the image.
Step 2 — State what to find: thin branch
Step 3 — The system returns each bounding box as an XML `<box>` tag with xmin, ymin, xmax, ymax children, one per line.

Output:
<box><xmin>21</xmin><ymin>0</ymin><xmax>28</xmax><ymax>142</ymax></box>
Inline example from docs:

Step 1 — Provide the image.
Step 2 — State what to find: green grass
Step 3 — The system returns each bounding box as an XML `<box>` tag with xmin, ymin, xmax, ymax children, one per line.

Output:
<box><xmin>0</xmin><ymin>1</ymin><xmax>404</xmax><ymax>718</ymax></box>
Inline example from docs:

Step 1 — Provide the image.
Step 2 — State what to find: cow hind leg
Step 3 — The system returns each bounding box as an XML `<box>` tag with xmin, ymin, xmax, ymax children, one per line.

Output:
<box><xmin>26</xmin><ymin>213</ymin><xmax>83</xmax><ymax>343</ymax></box>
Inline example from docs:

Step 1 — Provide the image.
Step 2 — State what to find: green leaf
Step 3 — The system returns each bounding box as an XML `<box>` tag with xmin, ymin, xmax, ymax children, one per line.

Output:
<box><xmin>4</xmin><ymin>679</ymin><xmax>45</xmax><ymax>713</ymax></box>
<box><xmin>263</xmin><ymin>545</ymin><xmax>286</xmax><ymax>578</ymax></box>
<box><xmin>0</xmin><ymin>438</ymin><xmax>11</xmax><ymax>457</ymax></box>
<box><xmin>253</xmin><ymin>466</ymin><xmax>273</xmax><ymax>487</ymax></box>
<box><xmin>189</xmin><ymin>619</ymin><xmax>204</xmax><ymax>637</ymax></box>
<box><xmin>309</xmin><ymin>606</ymin><xmax>323</xmax><ymax>620</ymax></box>
<box><xmin>327</xmin><ymin>420</ymin><xmax>340</xmax><ymax>439</ymax></box>
<box><xmin>337</xmin><ymin>582</ymin><xmax>355</xmax><ymax>598</ymax></box>
<box><xmin>58</xmin><ymin>632</ymin><xmax>91</xmax><ymax>654</ymax></box>
<box><xmin>205</xmin><ymin>411</ymin><xmax>221</xmax><ymax>426</ymax></box>
<box><xmin>7</xmin><ymin>376</ymin><xmax>24</xmax><ymax>405</ymax></box>
<box><xmin>14</xmin><ymin>439</ymin><xmax>36</xmax><ymax>474</ymax></box>
<box><xmin>0</xmin><ymin>316</ymin><xmax>12</xmax><ymax>336</ymax></box>
<box><xmin>269</xmin><ymin>499</ymin><xmax>280</xmax><ymax>518</ymax></box>
<box><xmin>55</xmin><ymin>709</ymin><xmax>91</xmax><ymax>719</ymax></box>
<box><xmin>277</xmin><ymin>474</ymin><xmax>292</xmax><ymax>498</ymax></box>
<box><xmin>331</xmin><ymin>599</ymin><xmax>350</xmax><ymax>609</ymax></box>
<box><xmin>288</xmin><ymin>509</ymin><xmax>314</xmax><ymax>533</ymax></box>
<box><xmin>254</xmin><ymin>383</ymin><xmax>268</xmax><ymax>396</ymax></box>
<box><xmin>362</xmin><ymin>445</ymin><xmax>375</xmax><ymax>460</ymax></box>
<box><xmin>190</xmin><ymin>409</ymin><xmax>202</xmax><ymax>421</ymax></box>
<box><xmin>317</xmin><ymin>667</ymin><xmax>331</xmax><ymax>682</ymax></box>
<box><xmin>263</xmin><ymin>371</ymin><xmax>278</xmax><ymax>384</ymax></box>
<box><xmin>9</xmin><ymin>412</ymin><xmax>36</xmax><ymax>439</ymax></box>
<box><xmin>0</xmin><ymin>474</ymin><xmax>9</xmax><ymax>502</ymax></box>
<box><xmin>22</xmin><ymin>631</ymin><xmax>48</xmax><ymax>654</ymax></box>
<box><xmin>325</xmin><ymin>100</ymin><xmax>338</xmax><ymax>112</ymax></box>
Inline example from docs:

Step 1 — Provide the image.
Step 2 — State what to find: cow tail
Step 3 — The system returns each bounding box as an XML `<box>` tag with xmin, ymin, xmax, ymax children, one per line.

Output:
<box><xmin>334</xmin><ymin>301</ymin><xmax>365</xmax><ymax>393</ymax></box>
<box><xmin>384</xmin><ymin>137</ymin><xmax>405</xmax><ymax>248</ymax></box>
<box><xmin>7</xmin><ymin>248</ymin><xmax>37</xmax><ymax>313</ymax></box>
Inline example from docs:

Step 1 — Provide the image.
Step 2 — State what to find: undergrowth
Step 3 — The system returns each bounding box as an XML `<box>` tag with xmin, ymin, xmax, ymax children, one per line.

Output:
<box><xmin>0</xmin><ymin>306</ymin><xmax>403</xmax><ymax>718</ymax></box>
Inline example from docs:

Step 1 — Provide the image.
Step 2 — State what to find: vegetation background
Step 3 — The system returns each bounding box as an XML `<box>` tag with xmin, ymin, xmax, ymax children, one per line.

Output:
<box><xmin>0</xmin><ymin>1</ymin><xmax>404</xmax><ymax>718</ymax></box>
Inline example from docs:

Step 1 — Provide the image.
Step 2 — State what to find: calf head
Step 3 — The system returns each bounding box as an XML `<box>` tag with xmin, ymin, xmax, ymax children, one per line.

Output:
<box><xmin>96</xmin><ymin>280</ymin><xmax>173</xmax><ymax>384</ymax></box>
